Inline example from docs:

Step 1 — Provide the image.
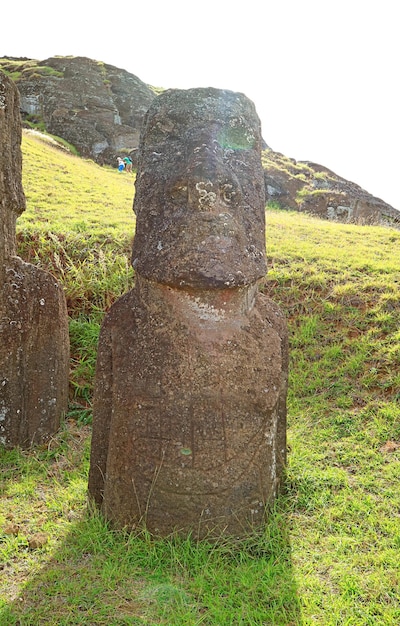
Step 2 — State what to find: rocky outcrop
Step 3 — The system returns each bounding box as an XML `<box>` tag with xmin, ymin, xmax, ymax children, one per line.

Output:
<box><xmin>0</xmin><ymin>56</ymin><xmax>155</xmax><ymax>165</ymax></box>
<box><xmin>0</xmin><ymin>71</ymin><xmax>70</xmax><ymax>448</ymax></box>
<box><xmin>263</xmin><ymin>150</ymin><xmax>400</xmax><ymax>228</ymax></box>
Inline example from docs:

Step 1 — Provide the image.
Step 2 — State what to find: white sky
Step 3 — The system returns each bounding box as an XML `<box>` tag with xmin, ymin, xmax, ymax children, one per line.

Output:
<box><xmin>3</xmin><ymin>0</ymin><xmax>399</xmax><ymax>209</ymax></box>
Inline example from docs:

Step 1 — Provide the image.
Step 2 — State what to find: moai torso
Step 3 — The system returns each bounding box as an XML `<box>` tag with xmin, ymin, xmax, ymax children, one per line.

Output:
<box><xmin>89</xmin><ymin>88</ymin><xmax>288</xmax><ymax>537</ymax></box>
<box><xmin>0</xmin><ymin>72</ymin><xmax>69</xmax><ymax>448</ymax></box>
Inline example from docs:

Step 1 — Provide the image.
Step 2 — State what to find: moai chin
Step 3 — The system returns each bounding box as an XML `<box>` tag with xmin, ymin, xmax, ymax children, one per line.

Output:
<box><xmin>89</xmin><ymin>87</ymin><xmax>288</xmax><ymax>537</ymax></box>
<box><xmin>0</xmin><ymin>72</ymin><xmax>70</xmax><ymax>448</ymax></box>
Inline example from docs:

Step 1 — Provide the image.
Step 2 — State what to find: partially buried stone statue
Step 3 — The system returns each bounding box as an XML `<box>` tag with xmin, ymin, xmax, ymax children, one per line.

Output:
<box><xmin>0</xmin><ymin>71</ymin><xmax>69</xmax><ymax>448</ymax></box>
<box><xmin>88</xmin><ymin>87</ymin><xmax>288</xmax><ymax>537</ymax></box>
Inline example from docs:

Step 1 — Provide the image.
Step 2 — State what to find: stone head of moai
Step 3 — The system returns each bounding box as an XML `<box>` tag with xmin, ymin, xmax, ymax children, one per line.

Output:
<box><xmin>131</xmin><ymin>87</ymin><xmax>267</xmax><ymax>288</ymax></box>
<box><xmin>89</xmin><ymin>87</ymin><xmax>288</xmax><ymax>538</ymax></box>
<box><xmin>0</xmin><ymin>71</ymin><xmax>70</xmax><ymax>448</ymax></box>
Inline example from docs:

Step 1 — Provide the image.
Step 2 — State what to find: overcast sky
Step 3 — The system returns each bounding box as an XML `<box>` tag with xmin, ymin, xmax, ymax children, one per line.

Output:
<box><xmin>3</xmin><ymin>0</ymin><xmax>399</xmax><ymax>209</ymax></box>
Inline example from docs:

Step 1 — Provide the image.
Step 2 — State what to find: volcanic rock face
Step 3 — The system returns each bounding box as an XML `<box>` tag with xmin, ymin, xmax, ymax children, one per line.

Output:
<box><xmin>263</xmin><ymin>151</ymin><xmax>400</xmax><ymax>228</ymax></box>
<box><xmin>1</xmin><ymin>56</ymin><xmax>156</xmax><ymax>165</ymax></box>
<box><xmin>89</xmin><ymin>87</ymin><xmax>288</xmax><ymax>538</ymax></box>
<box><xmin>0</xmin><ymin>71</ymin><xmax>69</xmax><ymax>448</ymax></box>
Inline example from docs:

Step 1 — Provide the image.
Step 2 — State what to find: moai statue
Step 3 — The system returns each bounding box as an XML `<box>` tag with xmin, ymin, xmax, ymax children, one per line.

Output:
<box><xmin>0</xmin><ymin>71</ymin><xmax>70</xmax><ymax>448</ymax></box>
<box><xmin>89</xmin><ymin>87</ymin><xmax>288</xmax><ymax>537</ymax></box>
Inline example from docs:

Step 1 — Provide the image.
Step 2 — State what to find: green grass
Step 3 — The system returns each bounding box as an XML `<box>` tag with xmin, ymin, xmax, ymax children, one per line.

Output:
<box><xmin>0</xmin><ymin>58</ymin><xmax>64</xmax><ymax>81</ymax></box>
<box><xmin>0</xmin><ymin>131</ymin><xmax>399</xmax><ymax>624</ymax></box>
<box><xmin>17</xmin><ymin>130</ymin><xmax>135</xmax><ymax>411</ymax></box>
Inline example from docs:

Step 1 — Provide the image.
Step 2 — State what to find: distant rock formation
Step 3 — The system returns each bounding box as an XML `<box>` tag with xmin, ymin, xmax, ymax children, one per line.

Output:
<box><xmin>88</xmin><ymin>88</ymin><xmax>288</xmax><ymax>537</ymax></box>
<box><xmin>0</xmin><ymin>56</ymin><xmax>155</xmax><ymax>165</ymax></box>
<box><xmin>0</xmin><ymin>71</ymin><xmax>69</xmax><ymax>448</ymax></box>
<box><xmin>263</xmin><ymin>150</ymin><xmax>400</xmax><ymax>228</ymax></box>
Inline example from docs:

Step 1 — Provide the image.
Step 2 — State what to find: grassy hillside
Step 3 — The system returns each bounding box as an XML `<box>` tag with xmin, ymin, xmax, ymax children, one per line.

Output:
<box><xmin>0</xmin><ymin>131</ymin><xmax>399</xmax><ymax>625</ymax></box>
<box><xmin>17</xmin><ymin>131</ymin><xmax>136</xmax><ymax>413</ymax></box>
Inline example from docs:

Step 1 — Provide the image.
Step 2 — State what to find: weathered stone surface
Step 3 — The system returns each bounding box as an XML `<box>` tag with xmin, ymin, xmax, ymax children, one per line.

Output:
<box><xmin>89</xmin><ymin>88</ymin><xmax>288</xmax><ymax>537</ymax></box>
<box><xmin>0</xmin><ymin>71</ymin><xmax>25</xmax><ymax>264</ymax></box>
<box><xmin>0</xmin><ymin>56</ymin><xmax>155</xmax><ymax>165</ymax></box>
<box><xmin>131</xmin><ymin>88</ymin><xmax>267</xmax><ymax>288</ymax></box>
<box><xmin>0</xmin><ymin>71</ymin><xmax>69</xmax><ymax>448</ymax></box>
<box><xmin>263</xmin><ymin>150</ymin><xmax>400</xmax><ymax>228</ymax></box>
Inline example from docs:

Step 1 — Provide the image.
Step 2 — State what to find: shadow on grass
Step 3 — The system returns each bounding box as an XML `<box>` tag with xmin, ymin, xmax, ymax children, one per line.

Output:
<box><xmin>1</xmin><ymin>495</ymin><xmax>303</xmax><ymax>625</ymax></box>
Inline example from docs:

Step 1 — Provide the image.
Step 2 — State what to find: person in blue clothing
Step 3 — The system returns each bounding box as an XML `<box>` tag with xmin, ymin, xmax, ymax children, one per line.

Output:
<box><xmin>117</xmin><ymin>157</ymin><xmax>125</xmax><ymax>172</ymax></box>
